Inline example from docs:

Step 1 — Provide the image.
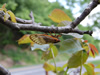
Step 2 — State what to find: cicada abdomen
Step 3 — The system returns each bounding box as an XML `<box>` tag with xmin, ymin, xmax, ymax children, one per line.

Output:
<box><xmin>29</xmin><ymin>34</ymin><xmax>60</xmax><ymax>45</ymax></box>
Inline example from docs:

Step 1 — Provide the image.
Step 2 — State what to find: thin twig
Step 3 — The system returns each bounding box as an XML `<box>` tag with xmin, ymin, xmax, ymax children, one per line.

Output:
<box><xmin>71</xmin><ymin>29</ymin><xmax>93</xmax><ymax>36</ymax></box>
<box><xmin>16</xmin><ymin>17</ymin><xmax>33</xmax><ymax>24</ymax></box>
<box><xmin>70</xmin><ymin>0</ymin><xmax>99</xmax><ymax>28</ymax></box>
<box><xmin>51</xmin><ymin>49</ymin><xmax>58</xmax><ymax>75</ymax></box>
<box><xmin>45</xmin><ymin>71</ymin><xmax>48</xmax><ymax>75</ymax></box>
<box><xmin>29</xmin><ymin>11</ymin><xmax>35</xmax><ymax>25</ymax></box>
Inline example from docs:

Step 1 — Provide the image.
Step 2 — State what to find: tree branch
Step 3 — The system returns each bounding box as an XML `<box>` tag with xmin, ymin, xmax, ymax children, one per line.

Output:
<box><xmin>0</xmin><ymin>0</ymin><xmax>99</xmax><ymax>35</ymax></box>
<box><xmin>70</xmin><ymin>29</ymin><xmax>93</xmax><ymax>36</ymax></box>
<box><xmin>16</xmin><ymin>17</ymin><xmax>33</xmax><ymax>24</ymax></box>
<box><xmin>0</xmin><ymin>65</ymin><xmax>11</xmax><ymax>75</ymax></box>
<box><xmin>70</xmin><ymin>0</ymin><xmax>100</xmax><ymax>28</ymax></box>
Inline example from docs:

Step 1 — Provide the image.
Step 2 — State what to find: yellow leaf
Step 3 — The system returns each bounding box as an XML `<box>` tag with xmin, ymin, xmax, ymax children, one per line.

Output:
<box><xmin>0</xmin><ymin>8</ymin><xmax>3</xmax><ymax>11</ymax></box>
<box><xmin>83</xmin><ymin>63</ymin><xmax>95</xmax><ymax>75</ymax></box>
<box><xmin>82</xmin><ymin>43</ymin><xmax>95</xmax><ymax>58</ymax></box>
<box><xmin>88</xmin><ymin>63</ymin><xmax>95</xmax><ymax>69</ymax></box>
<box><xmin>89</xmin><ymin>50</ymin><xmax>95</xmax><ymax>58</ymax></box>
<box><xmin>83</xmin><ymin>46</ymin><xmax>89</xmax><ymax>51</ymax></box>
<box><xmin>89</xmin><ymin>43</ymin><xmax>99</xmax><ymax>54</ymax></box>
<box><xmin>95</xmin><ymin>72</ymin><xmax>100</xmax><ymax>75</ymax></box>
<box><xmin>1</xmin><ymin>3</ymin><xmax>7</xmax><ymax>12</ymax></box>
<box><xmin>2</xmin><ymin>3</ymin><xmax>6</xmax><ymax>9</ymax></box>
<box><xmin>48</xmin><ymin>9</ymin><xmax>72</xmax><ymax>23</ymax></box>
<box><xmin>30</xmin><ymin>42</ymin><xmax>35</xmax><ymax>46</ymax></box>
<box><xmin>43</xmin><ymin>62</ymin><xmax>55</xmax><ymax>71</ymax></box>
<box><xmin>0</xmin><ymin>3</ymin><xmax>9</xmax><ymax>21</ymax></box>
<box><xmin>4</xmin><ymin>12</ymin><xmax>10</xmax><ymax>21</ymax></box>
<box><xmin>7</xmin><ymin>10</ymin><xmax>17</xmax><ymax>23</ymax></box>
<box><xmin>18</xmin><ymin>34</ymin><xmax>34</xmax><ymax>45</ymax></box>
<box><xmin>83</xmin><ymin>46</ymin><xmax>95</xmax><ymax>58</ymax></box>
<box><xmin>83</xmin><ymin>72</ymin><xmax>99</xmax><ymax>75</ymax></box>
<box><xmin>57</xmin><ymin>21</ymin><xmax>71</xmax><ymax>26</ymax></box>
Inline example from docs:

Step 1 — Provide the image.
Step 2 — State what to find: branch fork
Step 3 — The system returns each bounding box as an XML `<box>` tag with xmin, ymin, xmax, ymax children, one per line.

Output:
<box><xmin>0</xmin><ymin>0</ymin><xmax>99</xmax><ymax>36</ymax></box>
<box><xmin>0</xmin><ymin>1</ymin><xmax>99</xmax><ymax>35</ymax></box>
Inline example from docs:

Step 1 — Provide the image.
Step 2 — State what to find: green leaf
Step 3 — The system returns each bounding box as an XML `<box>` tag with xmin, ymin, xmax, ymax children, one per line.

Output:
<box><xmin>67</xmin><ymin>50</ymin><xmax>88</xmax><ymax>68</ymax></box>
<box><xmin>59</xmin><ymin>38</ymin><xmax>83</xmax><ymax>54</ymax></box>
<box><xmin>57</xmin><ymin>63</ymin><xmax>67</xmax><ymax>71</ymax></box>
<box><xmin>42</xmin><ymin>44</ymin><xmax>58</xmax><ymax>60</ymax></box>
<box><xmin>43</xmin><ymin>62</ymin><xmax>55</xmax><ymax>71</ymax></box>
<box><xmin>96</xmin><ymin>64</ymin><xmax>100</xmax><ymax>68</ymax></box>
<box><xmin>61</xmin><ymin>35</ymin><xmax>74</xmax><ymax>40</ymax></box>
<box><xmin>83</xmin><ymin>64</ymin><xmax>95</xmax><ymax>75</ymax></box>
<box><xmin>58</xmin><ymin>71</ymin><xmax>65</xmax><ymax>75</ymax></box>
<box><xmin>50</xmin><ymin>44</ymin><xmax>58</xmax><ymax>56</ymax></box>
<box><xmin>83</xmin><ymin>72</ymin><xmax>87</xmax><ymax>75</ymax></box>
<box><xmin>63</xmin><ymin>33</ymin><xmax>83</xmax><ymax>38</ymax></box>
<box><xmin>95</xmin><ymin>72</ymin><xmax>100</xmax><ymax>75</ymax></box>
<box><xmin>31</xmin><ymin>44</ymin><xmax>49</xmax><ymax>51</ymax></box>
<box><xmin>62</xmin><ymin>63</ymin><xmax>67</xmax><ymax>69</ymax></box>
<box><xmin>83</xmin><ymin>72</ymin><xmax>100</xmax><ymax>75</ymax></box>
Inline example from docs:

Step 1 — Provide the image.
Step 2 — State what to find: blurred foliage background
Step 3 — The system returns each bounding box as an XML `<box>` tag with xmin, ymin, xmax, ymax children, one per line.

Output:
<box><xmin>0</xmin><ymin>0</ymin><xmax>100</xmax><ymax>67</ymax></box>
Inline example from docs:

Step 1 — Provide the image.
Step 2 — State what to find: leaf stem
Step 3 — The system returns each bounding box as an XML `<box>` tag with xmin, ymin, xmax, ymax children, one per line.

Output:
<box><xmin>51</xmin><ymin>49</ymin><xmax>58</xmax><ymax>75</ymax></box>
<box><xmin>80</xmin><ymin>50</ymin><xmax>83</xmax><ymax>75</ymax></box>
<box><xmin>64</xmin><ymin>67</ymin><xmax>69</xmax><ymax>75</ymax></box>
<box><xmin>80</xmin><ymin>65</ymin><xmax>82</xmax><ymax>75</ymax></box>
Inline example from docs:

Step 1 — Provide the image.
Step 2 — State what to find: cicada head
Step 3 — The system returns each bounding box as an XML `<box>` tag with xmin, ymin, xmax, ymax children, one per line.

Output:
<box><xmin>52</xmin><ymin>37</ymin><xmax>60</xmax><ymax>43</ymax></box>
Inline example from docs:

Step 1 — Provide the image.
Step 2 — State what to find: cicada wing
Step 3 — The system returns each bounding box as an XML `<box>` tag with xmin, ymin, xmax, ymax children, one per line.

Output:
<box><xmin>29</xmin><ymin>34</ymin><xmax>46</xmax><ymax>45</ymax></box>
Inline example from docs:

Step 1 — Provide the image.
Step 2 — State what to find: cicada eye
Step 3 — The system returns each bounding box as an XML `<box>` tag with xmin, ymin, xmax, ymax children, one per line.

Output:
<box><xmin>54</xmin><ymin>39</ymin><xmax>57</xmax><ymax>43</ymax></box>
<box><xmin>57</xmin><ymin>39</ymin><xmax>60</xmax><ymax>42</ymax></box>
<box><xmin>54</xmin><ymin>39</ymin><xmax>60</xmax><ymax>43</ymax></box>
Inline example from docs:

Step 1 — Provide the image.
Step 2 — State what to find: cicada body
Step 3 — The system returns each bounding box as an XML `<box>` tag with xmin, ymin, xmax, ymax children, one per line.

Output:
<box><xmin>29</xmin><ymin>34</ymin><xmax>60</xmax><ymax>45</ymax></box>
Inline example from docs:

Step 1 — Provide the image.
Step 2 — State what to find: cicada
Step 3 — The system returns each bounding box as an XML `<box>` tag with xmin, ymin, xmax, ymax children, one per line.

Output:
<box><xmin>29</xmin><ymin>34</ymin><xmax>60</xmax><ymax>45</ymax></box>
